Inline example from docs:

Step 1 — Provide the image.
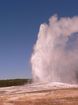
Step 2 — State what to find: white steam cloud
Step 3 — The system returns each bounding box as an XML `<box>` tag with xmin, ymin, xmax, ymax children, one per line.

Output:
<box><xmin>31</xmin><ymin>15</ymin><xmax>78</xmax><ymax>84</ymax></box>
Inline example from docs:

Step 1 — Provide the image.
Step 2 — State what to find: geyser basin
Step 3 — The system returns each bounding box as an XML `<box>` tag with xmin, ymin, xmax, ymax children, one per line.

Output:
<box><xmin>0</xmin><ymin>83</ymin><xmax>78</xmax><ymax>105</ymax></box>
<box><xmin>31</xmin><ymin>15</ymin><xmax>78</xmax><ymax>84</ymax></box>
<box><xmin>0</xmin><ymin>82</ymin><xmax>78</xmax><ymax>94</ymax></box>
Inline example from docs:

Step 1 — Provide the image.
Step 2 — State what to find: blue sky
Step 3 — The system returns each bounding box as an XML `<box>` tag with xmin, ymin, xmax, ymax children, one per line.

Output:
<box><xmin>0</xmin><ymin>0</ymin><xmax>78</xmax><ymax>79</ymax></box>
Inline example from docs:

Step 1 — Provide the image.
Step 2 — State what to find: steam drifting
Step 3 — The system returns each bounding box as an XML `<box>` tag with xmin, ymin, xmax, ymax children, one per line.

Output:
<box><xmin>31</xmin><ymin>15</ymin><xmax>78</xmax><ymax>84</ymax></box>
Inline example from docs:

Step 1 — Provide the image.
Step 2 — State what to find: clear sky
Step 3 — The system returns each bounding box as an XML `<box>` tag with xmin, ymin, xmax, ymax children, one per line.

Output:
<box><xmin>0</xmin><ymin>0</ymin><xmax>78</xmax><ymax>79</ymax></box>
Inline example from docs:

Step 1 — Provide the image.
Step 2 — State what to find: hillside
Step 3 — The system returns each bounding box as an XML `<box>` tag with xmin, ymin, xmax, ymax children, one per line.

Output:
<box><xmin>0</xmin><ymin>79</ymin><xmax>32</xmax><ymax>87</ymax></box>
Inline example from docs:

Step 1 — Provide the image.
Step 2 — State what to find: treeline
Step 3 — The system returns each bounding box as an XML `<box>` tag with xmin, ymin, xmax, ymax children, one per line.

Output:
<box><xmin>0</xmin><ymin>79</ymin><xmax>32</xmax><ymax>87</ymax></box>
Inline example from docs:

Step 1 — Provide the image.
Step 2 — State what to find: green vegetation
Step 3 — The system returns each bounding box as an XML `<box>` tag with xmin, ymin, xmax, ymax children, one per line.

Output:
<box><xmin>0</xmin><ymin>79</ymin><xmax>32</xmax><ymax>87</ymax></box>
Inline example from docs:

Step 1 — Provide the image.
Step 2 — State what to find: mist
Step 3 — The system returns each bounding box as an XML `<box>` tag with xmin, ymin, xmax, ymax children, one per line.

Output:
<box><xmin>31</xmin><ymin>15</ymin><xmax>78</xmax><ymax>84</ymax></box>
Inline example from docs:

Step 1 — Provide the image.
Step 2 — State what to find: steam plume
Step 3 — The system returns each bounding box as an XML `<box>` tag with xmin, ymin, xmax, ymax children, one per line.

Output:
<box><xmin>31</xmin><ymin>15</ymin><xmax>78</xmax><ymax>84</ymax></box>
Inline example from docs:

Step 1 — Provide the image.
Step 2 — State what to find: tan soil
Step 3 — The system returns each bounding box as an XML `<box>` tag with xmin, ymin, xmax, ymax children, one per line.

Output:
<box><xmin>0</xmin><ymin>88</ymin><xmax>78</xmax><ymax>105</ymax></box>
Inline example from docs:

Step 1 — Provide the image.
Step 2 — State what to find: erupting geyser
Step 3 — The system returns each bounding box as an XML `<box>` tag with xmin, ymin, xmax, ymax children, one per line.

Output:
<box><xmin>31</xmin><ymin>15</ymin><xmax>78</xmax><ymax>84</ymax></box>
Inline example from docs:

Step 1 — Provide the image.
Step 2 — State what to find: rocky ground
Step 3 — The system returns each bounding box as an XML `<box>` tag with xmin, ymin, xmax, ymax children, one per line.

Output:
<box><xmin>0</xmin><ymin>87</ymin><xmax>78</xmax><ymax>105</ymax></box>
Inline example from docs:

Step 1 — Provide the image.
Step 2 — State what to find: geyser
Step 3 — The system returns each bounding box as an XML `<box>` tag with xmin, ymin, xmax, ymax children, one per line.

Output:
<box><xmin>31</xmin><ymin>15</ymin><xmax>78</xmax><ymax>84</ymax></box>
